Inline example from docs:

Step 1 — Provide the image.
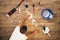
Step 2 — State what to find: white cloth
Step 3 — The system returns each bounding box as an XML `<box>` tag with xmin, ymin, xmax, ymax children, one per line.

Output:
<box><xmin>9</xmin><ymin>26</ymin><xmax>27</xmax><ymax>40</ymax></box>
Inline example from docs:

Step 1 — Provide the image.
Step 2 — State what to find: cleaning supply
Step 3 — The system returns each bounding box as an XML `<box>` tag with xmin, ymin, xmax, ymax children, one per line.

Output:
<box><xmin>25</xmin><ymin>3</ymin><xmax>29</xmax><ymax>11</ymax></box>
<box><xmin>41</xmin><ymin>8</ymin><xmax>54</xmax><ymax>20</ymax></box>
<box><xmin>41</xmin><ymin>26</ymin><xmax>51</xmax><ymax>37</ymax></box>
<box><xmin>7</xmin><ymin>0</ymin><xmax>25</xmax><ymax>17</ymax></box>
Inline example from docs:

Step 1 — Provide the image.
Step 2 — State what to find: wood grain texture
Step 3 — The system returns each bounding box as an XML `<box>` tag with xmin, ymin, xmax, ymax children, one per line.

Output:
<box><xmin>0</xmin><ymin>0</ymin><xmax>60</xmax><ymax>40</ymax></box>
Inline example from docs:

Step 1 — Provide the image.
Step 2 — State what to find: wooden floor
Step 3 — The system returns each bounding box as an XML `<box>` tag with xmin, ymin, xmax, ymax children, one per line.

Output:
<box><xmin>0</xmin><ymin>0</ymin><xmax>60</xmax><ymax>40</ymax></box>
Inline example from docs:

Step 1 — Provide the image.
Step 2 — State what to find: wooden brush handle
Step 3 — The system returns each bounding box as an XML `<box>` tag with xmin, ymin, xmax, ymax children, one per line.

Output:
<box><xmin>18</xmin><ymin>13</ymin><xmax>30</xmax><ymax>26</ymax></box>
<box><xmin>16</xmin><ymin>0</ymin><xmax>25</xmax><ymax>8</ymax></box>
<box><xmin>18</xmin><ymin>18</ymin><xmax>27</xmax><ymax>26</ymax></box>
<box><xmin>7</xmin><ymin>0</ymin><xmax>25</xmax><ymax>16</ymax></box>
<box><xmin>32</xmin><ymin>4</ymin><xmax>35</xmax><ymax>13</ymax></box>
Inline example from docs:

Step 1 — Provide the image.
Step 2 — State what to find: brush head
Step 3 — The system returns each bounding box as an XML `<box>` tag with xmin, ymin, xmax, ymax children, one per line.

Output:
<box><xmin>7</xmin><ymin>8</ymin><xmax>16</xmax><ymax>17</ymax></box>
<box><xmin>32</xmin><ymin>4</ymin><xmax>35</xmax><ymax>7</ymax></box>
